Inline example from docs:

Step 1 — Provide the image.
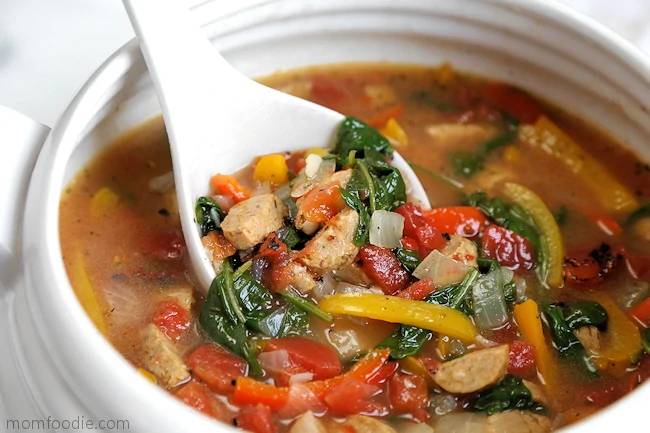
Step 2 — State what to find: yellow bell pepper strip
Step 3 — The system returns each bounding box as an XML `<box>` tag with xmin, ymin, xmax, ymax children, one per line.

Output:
<box><xmin>520</xmin><ymin>116</ymin><xmax>638</xmax><ymax>213</ymax></box>
<box><xmin>504</xmin><ymin>182</ymin><xmax>565</xmax><ymax>288</ymax></box>
<box><xmin>253</xmin><ymin>154</ymin><xmax>289</xmax><ymax>185</ymax></box>
<box><xmin>90</xmin><ymin>187</ymin><xmax>119</xmax><ymax>216</ymax></box>
<box><xmin>380</xmin><ymin>118</ymin><xmax>409</xmax><ymax>146</ymax></box>
<box><xmin>69</xmin><ymin>250</ymin><xmax>106</xmax><ymax>336</ymax></box>
<box><xmin>318</xmin><ymin>293</ymin><xmax>477</xmax><ymax>344</ymax></box>
<box><xmin>579</xmin><ymin>292</ymin><xmax>641</xmax><ymax>375</ymax></box>
<box><xmin>513</xmin><ymin>300</ymin><xmax>556</xmax><ymax>389</ymax></box>
<box><xmin>306</xmin><ymin>147</ymin><xmax>330</xmax><ymax>157</ymax></box>
<box><xmin>138</xmin><ymin>368</ymin><xmax>157</xmax><ymax>384</ymax></box>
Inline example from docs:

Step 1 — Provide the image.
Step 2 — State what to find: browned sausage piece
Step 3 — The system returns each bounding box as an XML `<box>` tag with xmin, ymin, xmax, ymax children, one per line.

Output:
<box><xmin>485</xmin><ymin>411</ymin><xmax>551</xmax><ymax>433</ymax></box>
<box><xmin>297</xmin><ymin>208</ymin><xmax>359</xmax><ymax>274</ymax></box>
<box><xmin>573</xmin><ymin>325</ymin><xmax>601</xmax><ymax>352</ymax></box>
<box><xmin>434</xmin><ymin>345</ymin><xmax>509</xmax><ymax>394</ymax></box>
<box><xmin>221</xmin><ymin>194</ymin><xmax>287</xmax><ymax>250</ymax></box>
<box><xmin>140</xmin><ymin>324</ymin><xmax>189</xmax><ymax>388</ymax></box>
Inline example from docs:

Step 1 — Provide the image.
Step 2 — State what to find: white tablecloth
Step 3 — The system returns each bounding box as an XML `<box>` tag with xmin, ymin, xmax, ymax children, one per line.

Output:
<box><xmin>1</xmin><ymin>0</ymin><xmax>649</xmax><ymax>127</ymax></box>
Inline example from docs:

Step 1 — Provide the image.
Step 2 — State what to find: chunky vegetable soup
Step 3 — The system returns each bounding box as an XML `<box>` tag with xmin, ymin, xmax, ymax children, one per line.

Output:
<box><xmin>60</xmin><ymin>64</ymin><xmax>650</xmax><ymax>433</ymax></box>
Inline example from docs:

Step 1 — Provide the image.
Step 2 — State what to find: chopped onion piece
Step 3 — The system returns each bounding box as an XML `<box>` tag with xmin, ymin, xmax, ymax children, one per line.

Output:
<box><xmin>434</xmin><ymin>412</ymin><xmax>487</xmax><ymax>433</ymax></box>
<box><xmin>279</xmin><ymin>384</ymin><xmax>327</xmax><ymax>419</ymax></box>
<box><xmin>313</xmin><ymin>272</ymin><xmax>338</xmax><ymax>300</ymax></box>
<box><xmin>396</xmin><ymin>422</ymin><xmax>435</xmax><ymax>433</ymax></box>
<box><xmin>335</xmin><ymin>282</ymin><xmax>383</xmax><ymax>295</ymax></box>
<box><xmin>472</xmin><ymin>270</ymin><xmax>509</xmax><ymax>331</ymax></box>
<box><xmin>212</xmin><ymin>194</ymin><xmax>234</xmax><ymax>213</ymax></box>
<box><xmin>148</xmin><ymin>171</ymin><xmax>174</xmax><ymax>193</ymax></box>
<box><xmin>258</xmin><ymin>350</ymin><xmax>291</xmax><ymax>374</ymax></box>
<box><xmin>291</xmin><ymin>159</ymin><xmax>336</xmax><ymax>198</ymax></box>
<box><xmin>369</xmin><ymin>210</ymin><xmax>404</xmax><ymax>249</ymax></box>
<box><xmin>288</xmin><ymin>411</ymin><xmax>327</xmax><ymax>433</ymax></box>
<box><xmin>430</xmin><ymin>394</ymin><xmax>458</xmax><ymax>416</ymax></box>
<box><xmin>326</xmin><ymin>329</ymin><xmax>362</xmax><ymax>362</ymax></box>
<box><xmin>288</xmin><ymin>372</ymin><xmax>314</xmax><ymax>385</ymax></box>
<box><xmin>275</xmin><ymin>182</ymin><xmax>292</xmax><ymax>202</ymax></box>
<box><xmin>305</xmin><ymin>154</ymin><xmax>323</xmax><ymax>179</ymax></box>
<box><xmin>514</xmin><ymin>277</ymin><xmax>528</xmax><ymax>303</ymax></box>
<box><xmin>413</xmin><ymin>250</ymin><xmax>471</xmax><ymax>287</ymax></box>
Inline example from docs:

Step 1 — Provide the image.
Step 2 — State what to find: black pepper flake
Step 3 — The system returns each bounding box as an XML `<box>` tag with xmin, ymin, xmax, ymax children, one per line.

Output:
<box><xmin>442</xmin><ymin>233</ymin><xmax>451</xmax><ymax>241</ymax></box>
<box><xmin>158</xmin><ymin>208</ymin><xmax>170</xmax><ymax>216</ymax></box>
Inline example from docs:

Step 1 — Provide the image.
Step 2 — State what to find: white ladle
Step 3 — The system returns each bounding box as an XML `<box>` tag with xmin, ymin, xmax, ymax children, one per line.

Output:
<box><xmin>122</xmin><ymin>0</ymin><xmax>431</xmax><ymax>292</ymax></box>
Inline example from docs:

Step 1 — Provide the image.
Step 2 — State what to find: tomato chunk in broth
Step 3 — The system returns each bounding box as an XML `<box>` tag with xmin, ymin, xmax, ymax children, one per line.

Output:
<box><xmin>60</xmin><ymin>63</ymin><xmax>650</xmax><ymax>433</ymax></box>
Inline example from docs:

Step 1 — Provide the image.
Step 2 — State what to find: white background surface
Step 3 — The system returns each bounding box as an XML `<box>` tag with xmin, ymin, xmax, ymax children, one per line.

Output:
<box><xmin>2</xmin><ymin>0</ymin><xmax>650</xmax><ymax>127</ymax></box>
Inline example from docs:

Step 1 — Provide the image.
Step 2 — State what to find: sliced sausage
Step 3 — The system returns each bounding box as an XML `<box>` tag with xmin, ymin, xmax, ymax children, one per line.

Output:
<box><xmin>485</xmin><ymin>411</ymin><xmax>551</xmax><ymax>433</ymax></box>
<box><xmin>297</xmin><ymin>208</ymin><xmax>359</xmax><ymax>274</ymax></box>
<box><xmin>434</xmin><ymin>345</ymin><xmax>510</xmax><ymax>393</ymax></box>
<box><xmin>332</xmin><ymin>415</ymin><xmax>397</xmax><ymax>433</ymax></box>
<box><xmin>522</xmin><ymin>380</ymin><xmax>549</xmax><ymax>407</ymax></box>
<box><xmin>201</xmin><ymin>230</ymin><xmax>236</xmax><ymax>273</ymax></box>
<box><xmin>221</xmin><ymin>194</ymin><xmax>287</xmax><ymax>250</ymax></box>
<box><xmin>141</xmin><ymin>323</ymin><xmax>189</xmax><ymax>388</ymax></box>
<box><xmin>156</xmin><ymin>281</ymin><xmax>195</xmax><ymax>311</ymax></box>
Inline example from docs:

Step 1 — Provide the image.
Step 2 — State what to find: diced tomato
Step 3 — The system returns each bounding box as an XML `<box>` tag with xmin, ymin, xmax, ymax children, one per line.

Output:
<box><xmin>310</xmin><ymin>76</ymin><xmax>348</xmax><ymax>110</ymax></box>
<box><xmin>257</xmin><ymin>233</ymin><xmax>289</xmax><ymax>262</ymax></box>
<box><xmin>508</xmin><ymin>340</ymin><xmax>537</xmax><ymax>379</ymax></box>
<box><xmin>146</xmin><ymin>230</ymin><xmax>186</xmax><ymax>261</ymax></box>
<box><xmin>482</xmin><ymin>225</ymin><xmax>536</xmax><ymax>271</ymax></box>
<box><xmin>630</xmin><ymin>298</ymin><xmax>650</xmax><ymax>326</ymax></box>
<box><xmin>415</xmin><ymin>225</ymin><xmax>447</xmax><ymax>254</ymax></box>
<box><xmin>234</xmin><ymin>377</ymin><xmax>290</xmax><ymax>411</ymax></box>
<box><xmin>565</xmin><ymin>243</ymin><xmax>620</xmax><ymax>286</ymax></box>
<box><xmin>580</xmin><ymin>380</ymin><xmax>627</xmax><ymax>407</ymax></box>
<box><xmin>210</xmin><ymin>174</ymin><xmax>251</xmax><ymax>203</ymax></box>
<box><xmin>152</xmin><ymin>301</ymin><xmax>190</xmax><ymax>340</ymax></box>
<box><xmin>388</xmin><ymin>373</ymin><xmax>429</xmax><ymax>421</ymax></box>
<box><xmin>400</xmin><ymin>237</ymin><xmax>419</xmax><ymax>251</ymax></box>
<box><xmin>263</xmin><ymin>338</ymin><xmax>342</xmax><ymax>381</ymax></box>
<box><xmin>397</xmin><ymin>278</ymin><xmax>435</xmax><ymax>301</ymax></box>
<box><xmin>284</xmin><ymin>151</ymin><xmax>307</xmax><ymax>175</ymax></box>
<box><xmin>479</xmin><ymin>82</ymin><xmax>543</xmax><ymax>123</ymax></box>
<box><xmin>358</xmin><ymin>245</ymin><xmax>411</xmax><ymax>295</ymax></box>
<box><xmin>187</xmin><ymin>345</ymin><xmax>248</xmax><ymax>393</ymax></box>
<box><xmin>323</xmin><ymin>376</ymin><xmax>383</xmax><ymax>416</ymax></box>
<box><xmin>236</xmin><ymin>404</ymin><xmax>276</xmax><ymax>433</ymax></box>
<box><xmin>366</xmin><ymin>361</ymin><xmax>399</xmax><ymax>386</ymax></box>
<box><xmin>423</xmin><ymin>206</ymin><xmax>489</xmax><ymax>238</ymax></box>
<box><xmin>396</xmin><ymin>203</ymin><xmax>427</xmax><ymax>240</ymax></box>
<box><xmin>582</xmin><ymin>211</ymin><xmax>622</xmax><ymax>236</ymax></box>
<box><xmin>174</xmin><ymin>380</ymin><xmax>223</xmax><ymax>419</ymax></box>
<box><xmin>201</xmin><ymin>230</ymin><xmax>236</xmax><ymax>263</ymax></box>
<box><xmin>416</xmin><ymin>356</ymin><xmax>441</xmax><ymax>375</ymax></box>
<box><xmin>298</xmin><ymin>181</ymin><xmax>347</xmax><ymax>223</ymax></box>
<box><xmin>624</xmin><ymin>251</ymin><xmax>650</xmax><ymax>281</ymax></box>
<box><xmin>365</xmin><ymin>105</ymin><xmax>405</xmax><ymax>128</ymax></box>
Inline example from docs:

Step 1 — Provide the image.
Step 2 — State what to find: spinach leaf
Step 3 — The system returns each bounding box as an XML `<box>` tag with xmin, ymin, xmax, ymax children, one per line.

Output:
<box><xmin>543</xmin><ymin>304</ymin><xmax>598</xmax><ymax>378</ymax></box>
<box><xmin>395</xmin><ymin>248</ymin><xmax>422</xmax><ymax>272</ymax></box>
<box><xmin>335</xmin><ymin>116</ymin><xmax>392</xmax><ymax>166</ymax></box>
<box><xmin>234</xmin><ymin>270</ymin><xmax>275</xmax><ymax>317</ymax></box>
<box><xmin>195</xmin><ymin>196</ymin><xmax>225</xmax><ymax>236</ymax></box>
<box><xmin>472</xmin><ymin>375</ymin><xmax>545</xmax><ymax>415</ymax></box>
<box><xmin>625</xmin><ymin>204</ymin><xmax>650</xmax><ymax>226</ymax></box>
<box><xmin>463</xmin><ymin>190</ymin><xmax>541</xmax><ymax>254</ymax></box>
<box><xmin>449</xmin><ymin>116</ymin><xmax>519</xmax><ymax>178</ymax></box>
<box><xmin>563</xmin><ymin>301</ymin><xmax>608</xmax><ymax>332</ymax></box>
<box><xmin>339</xmin><ymin>188</ymin><xmax>370</xmax><ymax>247</ymax></box>
<box><xmin>199</xmin><ymin>272</ymin><xmax>261</xmax><ymax>376</ymax></box>
<box><xmin>377</xmin><ymin>325</ymin><xmax>432</xmax><ymax>359</ymax></box>
<box><xmin>642</xmin><ymin>328</ymin><xmax>650</xmax><ymax>355</ymax></box>
<box><xmin>257</xmin><ymin>304</ymin><xmax>309</xmax><ymax>338</ymax></box>
<box><xmin>217</xmin><ymin>259</ymin><xmax>246</xmax><ymax>325</ymax></box>
<box><xmin>276</xmin><ymin>226</ymin><xmax>301</xmax><ymax>250</ymax></box>
<box><xmin>477</xmin><ymin>257</ymin><xmax>500</xmax><ymax>274</ymax></box>
<box><xmin>378</xmin><ymin>269</ymin><xmax>479</xmax><ymax>358</ymax></box>
<box><xmin>363</xmin><ymin>149</ymin><xmax>407</xmax><ymax>211</ymax></box>
<box><xmin>280</xmin><ymin>290</ymin><xmax>333</xmax><ymax>322</ymax></box>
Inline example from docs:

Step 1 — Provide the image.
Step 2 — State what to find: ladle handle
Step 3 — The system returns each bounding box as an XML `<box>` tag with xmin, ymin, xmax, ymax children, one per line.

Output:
<box><xmin>0</xmin><ymin>105</ymin><xmax>50</xmax><ymax>288</ymax></box>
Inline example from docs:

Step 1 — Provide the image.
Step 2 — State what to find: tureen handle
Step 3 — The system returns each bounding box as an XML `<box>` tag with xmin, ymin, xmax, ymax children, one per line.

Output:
<box><xmin>0</xmin><ymin>105</ymin><xmax>50</xmax><ymax>288</ymax></box>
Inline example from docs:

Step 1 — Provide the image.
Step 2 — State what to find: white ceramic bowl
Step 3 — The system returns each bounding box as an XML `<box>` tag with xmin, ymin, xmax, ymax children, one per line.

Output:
<box><xmin>2</xmin><ymin>0</ymin><xmax>650</xmax><ymax>431</ymax></box>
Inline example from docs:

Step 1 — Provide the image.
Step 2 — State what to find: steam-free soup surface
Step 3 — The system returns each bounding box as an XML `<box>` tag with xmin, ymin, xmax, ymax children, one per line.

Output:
<box><xmin>60</xmin><ymin>64</ymin><xmax>650</xmax><ymax>433</ymax></box>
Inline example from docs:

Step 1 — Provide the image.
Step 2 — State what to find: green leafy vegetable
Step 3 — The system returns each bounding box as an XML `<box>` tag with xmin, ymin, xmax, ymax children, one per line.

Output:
<box><xmin>257</xmin><ymin>304</ymin><xmax>309</xmax><ymax>338</ymax></box>
<box><xmin>477</xmin><ymin>257</ymin><xmax>500</xmax><ymax>274</ymax></box>
<box><xmin>276</xmin><ymin>226</ymin><xmax>301</xmax><ymax>250</ymax></box>
<box><xmin>625</xmin><ymin>204</ymin><xmax>650</xmax><ymax>226</ymax></box>
<box><xmin>472</xmin><ymin>375</ymin><xmax>545</xmax><ymax>415</ymax></box>
<box><xmin>395</xmin><ymin>248</ymin><xmax>422</xmax><ymax>272</ymax></box>
<box><xmin>464</xmin><ymin>190</ymin><xmax>541</xmax><ymax>257</ymax></box>
<box><xmin>195</xmin><ymin>196</ymin><xmax>225</xmax><ymax>236</ymax></box>
<box><xmin>543</xmin><ymin>304</ymin><xmax>598</xmax><ymax>378</ymax></box>
<box><xmin>378</xmin><ymin>269</ymin><xmax>479</xmax><ymax>358</ymax></box>
<box><xmin>409</xmin><ymin>163</ymin><xmax>465</xmax><ymax>191</ymax></box>
<box><xmin>449</xmin><ymin>116</ymin><xmax>519</xmax><ymax>178</ymax></box>
<box><xmin>335</xmin><ymin>116</ymin><xmax>392</xmax><ymax>166</ymax></box>
<box><xmin>563</xmin><ymin>301</ymin><xmax>608</xmax><ymax>332</ymax></box>
<box><xmin>642</xmin><ymin>328</ymin><xmax>650</xmax><ymax>354</ymax></box>
<box><xmin>234</xmin><ymin>270</ymin><xmax>274</xmax><ymax>316</ymax></box>
<box><xmin>339</xmin><ymin>188</ymin><xmax>371</xmax><ymax>247</ymax></box>
<box><xmin>280</xmin><ymin>290</ymin><xmax>333</xmax><ymax>322</ymax></box>
<box><xmin>200</xmin><ymin>271</ymin><xmax>261</xmax><ymax>376</ymax></box>
<box><xmin>217</xmin><ymin>259</ymin><xmax>246</xmax><ymax>325</ymax></box>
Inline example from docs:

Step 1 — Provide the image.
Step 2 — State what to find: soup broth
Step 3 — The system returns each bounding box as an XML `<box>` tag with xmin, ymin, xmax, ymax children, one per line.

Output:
<box><xmin>60</xmin><ymin>64</ymin><xmax>650</xmax><ymax>433</ymax></box>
